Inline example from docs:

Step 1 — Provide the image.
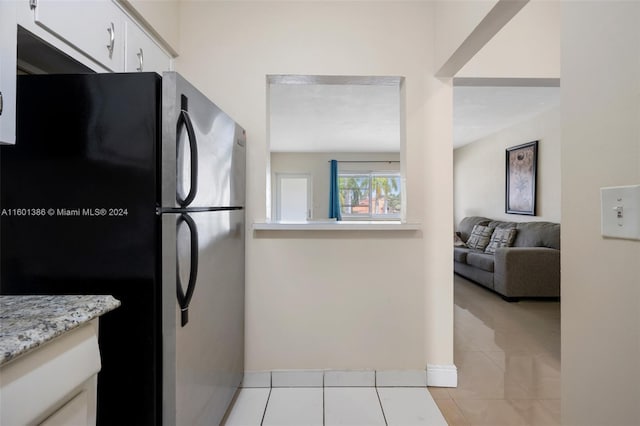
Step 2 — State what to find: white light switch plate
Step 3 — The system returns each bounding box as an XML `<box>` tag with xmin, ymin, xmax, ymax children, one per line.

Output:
<box><xmin>601</xmin><ymin>184</ymin><xmax>640</xmax><ymax>240</ymax></box>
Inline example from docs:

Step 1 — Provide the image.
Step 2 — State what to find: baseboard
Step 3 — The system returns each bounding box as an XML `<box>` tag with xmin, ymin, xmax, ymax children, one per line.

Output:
<box><xmin>241</xmin><ymin>371</ymin><xmax>271</xmax><ymax>388</ymax></box>
<box><xmin>426</xmin><ymin>364</ymin><xmax>458</xmax><ymax>388</ymax></box>
<box><xmin>272</xmin><ymin>370</ymin><xmax>324</xmax><ymax>387</ymax></box>
<box><xmin>242</xmin><ymin>368</ymin><xmax>455</xmax><ymax>388</ymax></box>
<box><xmin>376</xmin><ymin>370</ymin><xmax>427</xmax><ymax>387</ymax></box>
<box><xmin>324</xmin><ymin>370</ymin><xmax>375</xmax><ymax>387</ymax></box>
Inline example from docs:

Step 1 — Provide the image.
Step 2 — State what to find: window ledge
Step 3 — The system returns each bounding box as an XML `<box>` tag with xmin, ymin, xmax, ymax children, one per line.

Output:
<box><xmin>252</xmin><ymin>221</ymin><xmax>421</xmax><ymax>231</ymax></box>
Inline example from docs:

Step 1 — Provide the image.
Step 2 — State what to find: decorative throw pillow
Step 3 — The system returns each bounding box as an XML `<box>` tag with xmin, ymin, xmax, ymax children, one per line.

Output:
<box><xmin>454</xmin><ymin>232</ymin><xmax>467</xmax><ymax>247</ymax></box>
<box><xmin>484</xmin><ymin>228</ymin><xmax>518</xmax><ymax>254</ymax></box>
<box><xmin>466</xmin><ymin>225</ymin><xmax>493</xmax><ymax>251</ymax></box>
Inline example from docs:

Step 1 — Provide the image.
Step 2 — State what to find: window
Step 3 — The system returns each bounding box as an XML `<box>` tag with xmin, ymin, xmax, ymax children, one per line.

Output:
<box><xmin>339</xmin><ymin>172</ymin><xmax>401</xmax><ymax>220</ymax></box>
<box><xmin>267</xmin><ymin>75</ymin><xmax>406</xmax><ymax>225</ymax></box>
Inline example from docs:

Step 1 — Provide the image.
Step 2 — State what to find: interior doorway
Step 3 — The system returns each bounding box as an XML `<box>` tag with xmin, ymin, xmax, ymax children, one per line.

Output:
<box><xmin>275</xmin><ymin>173</ymin><xmax>312</xmax><ymax>221</ymax></box>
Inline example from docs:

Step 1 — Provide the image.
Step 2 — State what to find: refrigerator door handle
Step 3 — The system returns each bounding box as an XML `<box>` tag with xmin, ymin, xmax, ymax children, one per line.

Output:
<box><xmin>176</xmin><ymin>98</ymin><xmax>198</xmax><ymax>207</ymax></box>
<box><xmin>176</xmin><ymin>213</ymin><xmax>199</xmax><ymax>327</ymax></box>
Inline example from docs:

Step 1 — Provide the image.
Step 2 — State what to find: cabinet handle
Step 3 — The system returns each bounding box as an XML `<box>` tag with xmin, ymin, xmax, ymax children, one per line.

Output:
<box><xmin>106</xmin><ymin>22</ymin><xmax>115</xmax><ymax>59</ymax></box>
<box><xmin>0</xmin><ymin>91</ymin><xmax>3</xmax><ymax>116</ymax></box>
<box><xmin>136</xmin><ymin>48</ymin><xmax>144</xmax><ymax>72</ymax></box>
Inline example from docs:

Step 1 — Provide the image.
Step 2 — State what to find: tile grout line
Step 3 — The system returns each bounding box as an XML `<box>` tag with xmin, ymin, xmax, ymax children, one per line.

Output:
<box><xmin>322</xmin><ymin>373</ymin><xmax>325</xmax><ymax>426</ymax></box>
<box><xmin>260</xmin><ymin>385</ymin><xmax>272</xmax><ymax>426</ymax></box>
<box><xmin>254</xmin><ymin>370</ymin><xmax>446</xmax><ymax>426</ymax></box>
<box><xmin>375</xmin><ymin>387</ymin><xmax>389</xmax><ymax>426</ymax></box>
<box><xmin>322</xmin><ymin>385</ymin><xmax>325</xmax><ymax>425</ymax></box>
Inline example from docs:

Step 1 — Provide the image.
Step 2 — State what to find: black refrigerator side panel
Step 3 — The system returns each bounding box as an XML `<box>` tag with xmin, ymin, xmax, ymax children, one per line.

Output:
<box><xmin>0</xmin><ymin>74</ymin><xmax>162</xmax><ymax>426</ymax></box>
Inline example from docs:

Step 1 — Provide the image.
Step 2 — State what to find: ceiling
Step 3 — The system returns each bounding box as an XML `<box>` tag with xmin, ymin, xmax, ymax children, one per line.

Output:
<box><xmin>268</xmin><ymin>77</ymin><xmax>560</xmax><ymax>152</ymax></box>
<box><xmin>453</xmin><ymin>85</ymin><xmax>560</xmax><ymax>148</ymax></box>
<box><xmin>269</xmin><ymin>79</ymin><xmax>401</xmax><ymax>152</ymax></box>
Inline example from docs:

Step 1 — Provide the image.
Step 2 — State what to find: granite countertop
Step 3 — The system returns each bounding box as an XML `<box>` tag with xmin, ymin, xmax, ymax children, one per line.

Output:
<box><xmin>0</xmin><ymin>295</ymin><xmax>121</xmax><ymax>366</ymax></box>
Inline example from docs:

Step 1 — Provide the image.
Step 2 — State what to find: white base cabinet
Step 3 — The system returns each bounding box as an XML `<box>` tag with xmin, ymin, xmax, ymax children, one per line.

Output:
<box><xmin>0</xmin><ymin>321</ymin><xmax>101</xmax><ymax>425</ymax></box>
<box><xmin>40</xmin><ymin>390</ymin><xmax>92</xmax><ymax>426</ymax></box>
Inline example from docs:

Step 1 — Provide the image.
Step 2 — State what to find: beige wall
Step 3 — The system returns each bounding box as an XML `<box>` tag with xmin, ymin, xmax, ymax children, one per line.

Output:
<box><xmin>458</xmin><ymin>0</ymin><xmax>560</xmax><ymax>79</ymax></box>
<box><xmin>270</xmin><ymin>152</ymin><xmax>400</xmax><ymax>220</ymax></box>
<box><xmin>454</xmin><ymin>106</ymin><xmax>561</xmax><ymax>226</ymax></box>
<box><xmin>176</xmin><ymin>1</ymin><xmax>453</xmax><ymax>371</ymax></box>
<box><xmin>561</xmin><ymin>2</ymin><xmax>640</xmax><ymax>425</ymax></box>
<box><xmin>434</xmin><ymin>0</ymin><xmax>498</xmax><ymax>71</ymax></box>
<box><xmin>124</xmin><ymin>0</ymin><xmax>180</xmax><ymax>53</ymax></box>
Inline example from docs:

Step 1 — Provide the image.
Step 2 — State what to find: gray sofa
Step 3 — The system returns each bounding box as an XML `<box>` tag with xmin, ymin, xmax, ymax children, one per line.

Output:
<box><xmin>454</xmin><ymin>216</ymin><xmax>560</xmax><ymax>300</ymax></box>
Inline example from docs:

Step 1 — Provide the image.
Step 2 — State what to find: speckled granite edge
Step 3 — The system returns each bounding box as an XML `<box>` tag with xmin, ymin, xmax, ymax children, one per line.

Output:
<box><xmin>0</xmin><ymin>295</ymin><xmax>121</xmax><ymax>366</ymax></box>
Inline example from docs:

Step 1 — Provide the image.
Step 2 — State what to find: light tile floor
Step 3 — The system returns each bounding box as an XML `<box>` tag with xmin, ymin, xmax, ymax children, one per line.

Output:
<box><xmin>224</xmin><ymin>274</ymin><xmax>560</xmax><ymax>426</ymax></box>
<box><xmin>428</xmin><ymin>275</ymin><xmax>561</xmax><ymax>426</ymax></box>
<box><xmin>224</xmin><ymin>387</ymin><xmax>448</xmax><ymax>426</ymax></box>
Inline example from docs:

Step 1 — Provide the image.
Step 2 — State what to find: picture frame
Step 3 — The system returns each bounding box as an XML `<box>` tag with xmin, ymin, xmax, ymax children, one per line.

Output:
<box><xmin>505</xmin><ymin>140</ymin><xmax>538</xmax><ymax>215</ymax></box>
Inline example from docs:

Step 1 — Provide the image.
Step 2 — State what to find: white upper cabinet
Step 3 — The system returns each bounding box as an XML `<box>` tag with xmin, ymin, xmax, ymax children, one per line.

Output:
<box><xmin>0</xmin><ymin>0</ymin><xmax>174</xmax><ymax>144</ymax></box>
<box><xmin>0</xmin><ymin>2</ymin><xmax>17</xmax><ymax>144</ymax></box>
<box><xmin>125</xmin><ymin>19</ymin><xmax>172</xmax><ymax>74</ymax></box>
<box><xmin>32</xmin><ymin>0</ymin><xmax>125</xmax><ymax>72</ymax></box>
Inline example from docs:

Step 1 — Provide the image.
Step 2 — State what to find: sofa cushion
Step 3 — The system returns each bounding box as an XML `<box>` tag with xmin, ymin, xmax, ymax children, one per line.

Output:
<box><xmin>514</xmin><ymin>222</ymin><xmax>560</xmax><ymax>249</ymax></box>
<box><xmin>484</xmin><ymin>228</ymin><xmax>518</xmax><ymax>254</ymax></box>
<box><xmin>457</xmin><ymin>217</ymin><xmax>491</xmax><ymax>242</ymax></box>
<box><xmin>466</xmin><ymin>252</ymin><xmax>495</xmax><ymax>272</ymax></box>
<box><xmin>454</xmin><ymin>247</ymin><xmax>471</xmax><ymax>263</ymax></box>
<box><xmin>489</xmin><ymin>220</ymin><xmax>517</xmax><ymax>232</ymax></box>
<box><xmin>466</xmin><ymin>225</ymin><xmax>493</xmax><ymax>251</ymax></box>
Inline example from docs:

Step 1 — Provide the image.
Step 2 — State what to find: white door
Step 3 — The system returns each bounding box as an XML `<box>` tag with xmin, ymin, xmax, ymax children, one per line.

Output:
<box><xmin>277</xmin><ymin>174</ymin><xmax>311</xmax><ymax>221</ymax></box>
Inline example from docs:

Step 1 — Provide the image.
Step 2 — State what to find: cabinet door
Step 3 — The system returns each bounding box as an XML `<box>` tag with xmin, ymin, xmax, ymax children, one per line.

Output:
<box><xmin>0</xmin><ymin>1</ymin><xmax>17</xmax><ymax>144</ymax></box>
<box><xmin>39</xmin><ymin>391</ymin><xmax>90</xmax><ymax>426</ymax></box>
<box><xmin>32</xmin><ymin>0</ymin><xmax>124</xmax><ymax>72</ymax></box>
<box><xmin>125</xmin><ymin>20</ymin><xmax>172</xmax><ymax>74</ymax></box>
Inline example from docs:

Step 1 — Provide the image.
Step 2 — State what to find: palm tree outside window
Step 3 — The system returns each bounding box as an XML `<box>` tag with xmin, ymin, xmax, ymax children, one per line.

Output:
<box><xmin>338</xmin><ymin>172</ymin><xmax>401</xmax><ymax>219</ymax></box>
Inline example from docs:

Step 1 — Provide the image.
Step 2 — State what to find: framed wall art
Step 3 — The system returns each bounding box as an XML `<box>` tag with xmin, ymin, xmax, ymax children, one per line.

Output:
<box><xmin>505</xmin><ymin>140</ymin><xmax>538</xmax><ymax>215</ymax></box>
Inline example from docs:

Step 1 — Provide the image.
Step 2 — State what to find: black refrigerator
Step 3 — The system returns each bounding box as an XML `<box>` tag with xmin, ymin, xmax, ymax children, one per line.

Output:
<box><xmin>0</xmin><ymin>72</ymin><xmax>246</xmax><ymax>426</ymax></box>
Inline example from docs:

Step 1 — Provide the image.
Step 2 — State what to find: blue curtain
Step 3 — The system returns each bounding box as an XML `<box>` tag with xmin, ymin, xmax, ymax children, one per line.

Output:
<box><xmin>328</xmin><ymin>160</ymin><xmax>342</xmax><ymax>220</ymax></box>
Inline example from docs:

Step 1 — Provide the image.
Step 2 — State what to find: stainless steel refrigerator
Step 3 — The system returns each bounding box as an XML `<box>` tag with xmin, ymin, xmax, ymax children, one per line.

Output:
<box><xmin>0</xmin><ymin>72</ymin><xmax>245</xmax><ymax>425</ymax></box>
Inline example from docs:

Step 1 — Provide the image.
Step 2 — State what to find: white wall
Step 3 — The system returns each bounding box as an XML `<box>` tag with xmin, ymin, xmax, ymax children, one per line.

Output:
<box><xmin>458</xmin><ymin>0</ymin><xmax>560</xmax><ymax>79</ymax></box>
<box><xmin>454</xmin><ymin>106</ymin><xmax>561</xmax><ymax>226</ymax></box>
<box><xmin>561</xmin><ymin>2</ymin><xmax>640</xmax><ymax>425</ymax></box>
<box><xmin>176</xmin><ymin>1</ymin><xmax>453</xmax><ymax>371</ymax></box>
<box><xmin>271</xmin><ymin>152</ymin><xmax>400</xmax><ymax>220</ymax></box>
